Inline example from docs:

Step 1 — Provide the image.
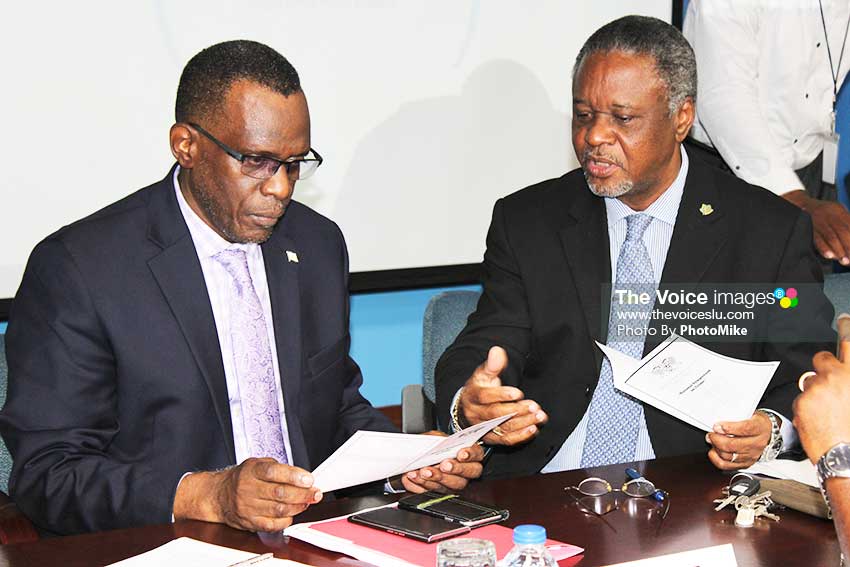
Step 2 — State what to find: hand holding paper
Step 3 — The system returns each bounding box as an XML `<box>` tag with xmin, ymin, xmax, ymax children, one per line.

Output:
<box><xmin>597</xmin><ymin>333</ymin><xmax>778</xmax><ymax>432</ymax></box>
<box><xmin>311</xmin><ymin>413</ymin><xmax>513</xmax><ymax>493</ymax></box>
<box><xmin>458</xmin><ymin>346</ymin><xmax>548</xmax><ymax>446</ymax></box>
<box><xmin>400</xmin><ymin>436</ymin><xmax>485</xmax><ymax>493</ymax></box>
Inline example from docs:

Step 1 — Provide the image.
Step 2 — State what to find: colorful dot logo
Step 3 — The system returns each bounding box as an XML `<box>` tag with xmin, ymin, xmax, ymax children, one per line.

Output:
<box><xmin>774</xmin><ymin>287</ymin><xmax>798</xmax><ymax>309</ymax></box>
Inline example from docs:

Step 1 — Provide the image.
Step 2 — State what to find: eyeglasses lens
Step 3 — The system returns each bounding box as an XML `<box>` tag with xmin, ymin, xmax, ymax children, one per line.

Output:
<box><xmin>577</xmin><ymin>478</ymin><xmax>612</xmax><ymax>497</ymax></box>
<box><xmin>623</xmin><ymin>479</ymin><xmax>656</xmax><ymax>497</ymax></box>
<box><xmin>241</xmin><ymin>154</ymin><xmax>320</xmax><ymax>181</ymax></box>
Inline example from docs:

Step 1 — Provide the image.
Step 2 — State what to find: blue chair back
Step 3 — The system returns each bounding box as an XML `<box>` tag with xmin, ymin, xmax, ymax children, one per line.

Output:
<box><xmin>0</xmin><ymin>335</ymin><xmax>12</xmax><ymax>493</ymax></box>
<box><xmin>421</xmin><ymin>290</ymin><xmax>482</xmax><ymax>404</ymax></box>
<box><xmin>825</xmin><ymin>273</ymin><xmax>850</xmax><ymax>318</ymax></box>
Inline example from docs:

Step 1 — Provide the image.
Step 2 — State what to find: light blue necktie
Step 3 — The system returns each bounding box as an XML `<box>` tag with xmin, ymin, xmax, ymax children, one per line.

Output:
<box><xmin>581</xmin><ymin>214</ymin><xmax>655</xmax><ymax>467</ymax></box>
<box><xmin>214</xmin><ymin>248</ymin><xmax>289</xmax><ymax>464</ymax></box>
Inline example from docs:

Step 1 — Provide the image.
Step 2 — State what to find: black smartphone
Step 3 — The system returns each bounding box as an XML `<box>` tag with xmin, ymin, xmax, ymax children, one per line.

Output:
<box><xmin>347</xmin><ymin>507</ymin><xmax>471</xmax><ymax>543</ymax></box>
<box><xmin>398</xmin><ymin>492</ymin><xmax>509</xmax><ymax>527</ymax></box>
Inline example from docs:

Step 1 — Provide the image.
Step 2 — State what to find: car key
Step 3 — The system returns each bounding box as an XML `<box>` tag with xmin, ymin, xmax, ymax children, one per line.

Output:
<box><xmin>715</xmin><ymin>473</ymin><xmax>760</xmax><ymax>511</ymax></box>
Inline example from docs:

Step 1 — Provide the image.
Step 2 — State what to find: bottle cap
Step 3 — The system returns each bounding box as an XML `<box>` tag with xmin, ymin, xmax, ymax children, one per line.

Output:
<box><xmin>512</xmin><ymin>524</ymin><xmax>546</xmax><ymax>544</ymax></box>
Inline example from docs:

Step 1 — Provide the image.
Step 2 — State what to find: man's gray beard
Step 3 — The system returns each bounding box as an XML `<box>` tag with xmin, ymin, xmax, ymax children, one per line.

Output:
<box><xmin>584</xmin><ymin>171</ymin><xmax>634</xmax><ymax>198</ymax></box>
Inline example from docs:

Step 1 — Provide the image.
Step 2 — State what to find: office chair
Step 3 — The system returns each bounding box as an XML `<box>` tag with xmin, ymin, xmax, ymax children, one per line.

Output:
<box><xmin>401</xmin><ymin>290</ymin><xmax>481</xmax><ymax>433</ymax></box>
<box><xmin>0</xmin><ymin>334</ymin><xmax>39</xmax><ymax>543</ymax></box>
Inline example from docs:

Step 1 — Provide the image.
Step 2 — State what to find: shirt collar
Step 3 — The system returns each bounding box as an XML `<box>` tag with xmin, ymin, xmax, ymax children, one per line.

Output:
<box><xmin>604</xmin><ymin>145</ymin><xmax>689</xmax><ymax>228</ymax></box>
<box><xmin>173</xmin><ymin>166</ymin><xmax>255</xmax><ymax>259</ymax></box>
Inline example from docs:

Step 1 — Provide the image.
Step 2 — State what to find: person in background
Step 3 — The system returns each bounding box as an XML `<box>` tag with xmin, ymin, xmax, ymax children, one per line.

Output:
<box><xmin>794</xmin><ymin>323</ymin><xmax>850</xmax><ymax>562</ymax></box>
<box><xmin>0</xmin><ymin>40</ymin><xmax>483</xmax><ymax>536</ymax></box>
<box><xmin>684</xmin><ymin>0</ymin><xmax>850</xmax><ymax>266</ymax></box>
<box><xmin>435</xmin><ymin>15</ymin><xmax>834</xmax><ymax>479</ymax></box>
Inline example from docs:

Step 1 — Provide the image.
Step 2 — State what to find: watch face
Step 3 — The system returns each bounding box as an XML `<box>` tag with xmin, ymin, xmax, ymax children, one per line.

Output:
<box><xmin>826</xmin><ymin>445</ymin><xmax>850</xmax><ymax>473</ymax></box>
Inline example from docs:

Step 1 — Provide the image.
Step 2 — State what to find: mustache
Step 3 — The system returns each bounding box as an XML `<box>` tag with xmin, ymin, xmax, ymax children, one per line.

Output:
<box><xmin>581</xmin><ymin>150</ymin><xmax>624</xmax><ymax>169</ymax></box>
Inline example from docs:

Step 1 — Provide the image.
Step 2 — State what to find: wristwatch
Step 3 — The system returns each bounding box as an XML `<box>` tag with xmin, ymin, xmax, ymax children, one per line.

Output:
<box><xmin>757</xmin><ymin>409</ymin><xmax>783</xmax><ymax>462</ymax></box>
<box><xmin>816</xmin><ymin>442</ymin><xmax>850</xmax><ymax>520</ymax></box>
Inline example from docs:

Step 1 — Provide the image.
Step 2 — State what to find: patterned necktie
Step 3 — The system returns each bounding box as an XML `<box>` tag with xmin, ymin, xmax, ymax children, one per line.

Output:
<box><xmin>214</xmin><ymin>248</ymin><xmax>289</xmax><ymax>464</ymax></box>
<box><xmin>581</xmin><ymin>213</ymin><xmax>655</xmax><ymax>467</ymax></box>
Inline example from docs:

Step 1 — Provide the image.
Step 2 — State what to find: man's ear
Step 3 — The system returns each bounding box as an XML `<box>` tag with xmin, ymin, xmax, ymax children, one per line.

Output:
<box><xmin>170</xmin><ymin>123</ymin><xmax>197</xmax><ymax>168</ymax></box>
<box><xmin>673</xmin><ymin>97</ymin><xmax>695</xmax><ymax>142</ymax></box>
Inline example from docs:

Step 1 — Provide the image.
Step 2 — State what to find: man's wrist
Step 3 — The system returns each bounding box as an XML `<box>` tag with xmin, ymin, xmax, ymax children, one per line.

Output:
<box><xmin>173</xmin><ymin>470</ymin><xmax>225</xmax><ymax>523</ymax></box>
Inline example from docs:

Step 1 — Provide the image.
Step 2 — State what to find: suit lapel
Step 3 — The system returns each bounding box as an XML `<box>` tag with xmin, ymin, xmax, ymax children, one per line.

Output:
<box><xmin>261</xmin><ymin>229</ymin><xmax>308</xmax><ymax>467</ymax></box>
<box><xmin>658</xmin><ymin>160</ymin><xmax>728</xmax><ymax>285</ymax></box>
<box><xmin>146</xmin><ymin>167</ymin><xmax>236</xmax><ymax>462</ymax></box>
<box><xmin>556</xmin><ymin>185</ymin><xmax>612</xmax><ymax>353</ymax></box>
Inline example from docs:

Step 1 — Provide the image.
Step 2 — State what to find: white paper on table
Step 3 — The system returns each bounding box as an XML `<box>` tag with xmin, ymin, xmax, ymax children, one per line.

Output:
<box><xmin>601</xmin><ymin>543</ymin><xmax>737</xmax><ymax>567</ymax></box>
<box><xmin>597</xmin><ymin>333</ymin><xmax>779</xmax><ymax>432</ymax></box>
<box><xmin>106</xmin><ymin>537</ymin><xmax>313</xmax><ymax>567</ymax></box>
<box><xmin>311</xmin><ymin>413</ymin><xmax>513</xmax><ymax>493</ymax></box>
<box><xmin>742</xmin><ymin>458</ymin><xmax>819</xmax><ymax>488</ymax></box>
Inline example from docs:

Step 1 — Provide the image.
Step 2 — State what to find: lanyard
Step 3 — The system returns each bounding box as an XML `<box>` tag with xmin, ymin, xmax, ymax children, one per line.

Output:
<box><xmin>818</xmin><ymin>0</ymin><xmax>850</xmax><ymax>121</ymax></box>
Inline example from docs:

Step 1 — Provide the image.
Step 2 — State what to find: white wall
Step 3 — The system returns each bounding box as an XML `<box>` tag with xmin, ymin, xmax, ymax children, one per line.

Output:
<box><xmin>0</xmin><ymin>1</ymin><xmax>670</xmax><ymax>298</ymax></box>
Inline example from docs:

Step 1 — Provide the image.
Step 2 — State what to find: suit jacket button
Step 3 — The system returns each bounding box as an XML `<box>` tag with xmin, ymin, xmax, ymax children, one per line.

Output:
<box><xmin>585</xmin><ymin>386</ymin><xmax>591</xmax><ymax>397</ymax></box>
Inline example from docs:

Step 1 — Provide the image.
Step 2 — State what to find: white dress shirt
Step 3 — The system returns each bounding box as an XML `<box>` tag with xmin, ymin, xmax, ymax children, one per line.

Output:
<box><xmin>173</xmin><ymin>167</ymin><xmax>294</xmax><ymax>465</ymax></box>
<box><xmin>684</xmin><ymin>0</ymin><xmax>850</xmax><ymax>194</ymax></box>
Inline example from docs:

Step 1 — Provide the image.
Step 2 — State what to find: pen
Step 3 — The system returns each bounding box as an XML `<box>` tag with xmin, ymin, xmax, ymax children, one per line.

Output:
<box><xmin>625</xmin><ymin>467</ymin><xmax>665</xmax><ymax>502</ymax></box>
<box><xmin>836</xmin><ymin>313</ymin><xmax>850</xmax><ymax>362</ymax></box>
<box><xmin>227</xmin><ymin>552</ymin><xmax>274</xmax><ymax>567</ymax></box>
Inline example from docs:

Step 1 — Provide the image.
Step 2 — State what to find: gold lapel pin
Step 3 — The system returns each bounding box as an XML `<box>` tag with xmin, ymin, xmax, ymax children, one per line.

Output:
<box><xmin>699</xmin><ymin>203</ymin><xmax>714</xmax><ymax>216</ymax></box>
<box><xmin>286</xmin><ymin>250</ymin><xmax>299</xmax><ymax>263</ymax></box>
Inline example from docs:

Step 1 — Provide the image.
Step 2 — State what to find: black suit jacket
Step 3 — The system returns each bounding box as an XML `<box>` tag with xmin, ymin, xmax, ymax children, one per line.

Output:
<box><xmin>435</xmin><ymin>155</ymin><xmax>835</xmax><ymax>479</ymax></box>
<box><xmin>0</xmin><ymin>168</ymin><xmax>394</xmax><ymax>534</ymax></box>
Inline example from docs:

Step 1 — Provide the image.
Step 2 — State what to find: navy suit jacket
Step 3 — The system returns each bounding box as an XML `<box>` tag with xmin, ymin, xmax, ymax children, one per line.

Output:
<box><xmin>0</xmin><ymin>168</ymin><xmax>395</xmax><ymax>534</ymax></box>
<box><xmin>435</xmin><ymin>155</ymin><xmax>836</xmax><ymax>479</ymax></box>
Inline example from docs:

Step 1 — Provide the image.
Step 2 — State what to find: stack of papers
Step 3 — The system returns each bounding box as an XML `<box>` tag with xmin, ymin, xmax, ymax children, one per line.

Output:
<box><xmin>742</xmin><ymin>458</ymin><xmax>819</xmax><ymax>488</ymax></box>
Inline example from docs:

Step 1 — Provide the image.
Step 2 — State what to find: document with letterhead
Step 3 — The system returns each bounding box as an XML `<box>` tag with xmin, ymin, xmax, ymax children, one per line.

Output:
<box><xmin>311</xmin><ymin>413</ymin><xmax>513</xmax><ymax>493</ymax></box>
<box><xmin>597</xmin><ymin>333</ymin><xmax>778</xmax><ymax>432</ymax></box>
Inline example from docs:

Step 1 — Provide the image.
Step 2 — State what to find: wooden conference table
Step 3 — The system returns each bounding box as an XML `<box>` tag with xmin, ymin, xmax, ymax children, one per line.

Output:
<box><xmin>0</xmin><ymin>454</ymin><xmax>839</xmax><ymax>567</ymax></box>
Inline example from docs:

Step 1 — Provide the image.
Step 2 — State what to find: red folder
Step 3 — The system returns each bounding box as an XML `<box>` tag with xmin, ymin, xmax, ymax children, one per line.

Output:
<box><xmin>309</xmin><ymin>514</ymin><xmax>583</xmax><ymax>566</ymax></box>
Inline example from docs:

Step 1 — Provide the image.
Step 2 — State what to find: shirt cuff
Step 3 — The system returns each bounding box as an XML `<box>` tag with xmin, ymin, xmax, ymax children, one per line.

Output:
<box><xmin>385</xmin><ymin>476</ymin><xmax>407</xmax><ymax>494</ymax></box>
<box><xmin>171</xmin><ymin>471</ymin><xmax>194</xmax><ymax>522</ymax></box>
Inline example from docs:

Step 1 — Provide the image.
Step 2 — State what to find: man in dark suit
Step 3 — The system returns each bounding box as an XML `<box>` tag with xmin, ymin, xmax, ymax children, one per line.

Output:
<box><xmin>435</xmin><ymin>16</ymin><xmax>835</xmax><ymax>479</ymax></box>
<box><xmin>0</xmin><ymin>40</ymin><xmax>483</xmax><ymax>536</ymax></box>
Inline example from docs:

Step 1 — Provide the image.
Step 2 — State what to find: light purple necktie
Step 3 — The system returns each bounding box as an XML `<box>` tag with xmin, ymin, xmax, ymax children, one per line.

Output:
<box><xmin>214</xmin><ymin>248</ymin><xmax>289</xmax><ymax>464</ymax></box>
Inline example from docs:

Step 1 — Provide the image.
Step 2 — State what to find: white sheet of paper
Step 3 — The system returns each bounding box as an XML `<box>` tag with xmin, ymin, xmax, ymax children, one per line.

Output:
<box><xmin>106</xmin><ymin>537</ymin><xmax>312</xmax><ymax>567</ymax></box>
<box><xmin>311</xmin><ymin>413</ymin><xmax>513</xmax><ymax>493</ymax></box>
<box><xmin>597</xmin><ymin>333</ymin><xmax>779</xmax><ymax>432</ymax></box>
<box><xmin>742</xmin><ymin>458</ymin><xmax>819</xmax><ymax>488</ymax></box>
<box><xmin>602</xmin><ymin>543</ymin><xmax>737</xmax><ymax>567</ymax></box>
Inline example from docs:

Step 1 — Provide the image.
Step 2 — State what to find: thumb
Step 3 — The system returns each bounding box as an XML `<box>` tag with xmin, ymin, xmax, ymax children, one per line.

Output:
<box><xmin>480</xmin><ymin>346</ymin><xmax>508</xmax><ymax>381</ymax></box>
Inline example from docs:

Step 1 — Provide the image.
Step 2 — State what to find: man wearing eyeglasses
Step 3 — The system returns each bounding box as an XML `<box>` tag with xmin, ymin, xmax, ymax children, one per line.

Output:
<box><xmin>0</xmin><ymin>40</ymin><xmax>483</xmax><ymax>536</ymax></box>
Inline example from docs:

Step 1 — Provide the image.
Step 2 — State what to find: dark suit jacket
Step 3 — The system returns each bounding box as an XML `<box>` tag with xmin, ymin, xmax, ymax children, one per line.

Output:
<box><xmin>0</xmin><ymin>167</ymin><xmax>395</xmax><ymax>535</ymax></box>
<box><xmin>435</xmin><ymin>155</ymin><xmax>835</xmax><ymax>479</ymax></box>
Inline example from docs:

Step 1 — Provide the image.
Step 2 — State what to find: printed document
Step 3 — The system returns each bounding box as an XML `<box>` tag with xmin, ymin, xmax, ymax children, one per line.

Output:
<box><xmin>106</xmin><ymin>537</ymin><xmax>311</xmax><ymax>566</ymax></box>
<box><xmin>311</xmin><ymin>413</ymin><xmax>512</xmax><ymax>492</ymax></box>
<box><xmin>597</xmin><ymin>333</ymin><xmax>778</xmax><ymax>431</ymax></box>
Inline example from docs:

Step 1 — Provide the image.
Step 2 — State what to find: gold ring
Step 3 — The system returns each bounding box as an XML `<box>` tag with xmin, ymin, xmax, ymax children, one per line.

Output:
<box><xmin>492</xmin><ymin>426</ymin><xmax>506</xmax><ymax>437</ymax></box>
<box><xmin>731</xmin><ymin>452</ymin><xmax>738</xmax><ymax>463</ymax></box>
<box><xmin>798</xmin><ymin>371</ymin><xmax>817</xmax><ymax>392</ymax></box>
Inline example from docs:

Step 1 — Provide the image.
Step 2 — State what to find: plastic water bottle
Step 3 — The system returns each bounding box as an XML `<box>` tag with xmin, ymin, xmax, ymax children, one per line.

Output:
<box><xmin>500</xmin><ymin>525</ymin><xmax>557</xmax><ymax>567</ymax></box>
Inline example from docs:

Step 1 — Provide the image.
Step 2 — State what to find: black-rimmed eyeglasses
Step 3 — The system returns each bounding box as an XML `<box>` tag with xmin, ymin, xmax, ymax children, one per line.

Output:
<box><xmin>188</xmin><ymin>122</ymin><xmax>323</xmax><ymax>181</ymax></box>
